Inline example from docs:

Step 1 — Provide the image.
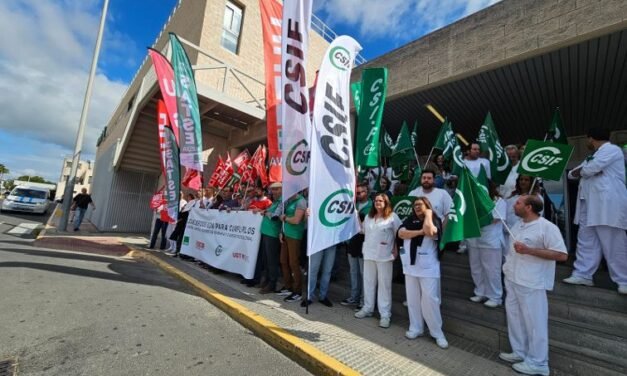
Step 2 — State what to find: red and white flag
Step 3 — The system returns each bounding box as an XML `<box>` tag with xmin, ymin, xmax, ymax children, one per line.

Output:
<box><xmin>209</xmin><ymin>155</ymin><xmax>225</xmax><ymax>187</ymax></box>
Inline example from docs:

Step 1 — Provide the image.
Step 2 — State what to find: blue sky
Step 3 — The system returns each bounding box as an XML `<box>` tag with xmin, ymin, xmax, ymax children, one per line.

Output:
<box><xmin>0</xmin><ymin>0</ymin><xmax>499</xmax><ymax>182</ymax></box>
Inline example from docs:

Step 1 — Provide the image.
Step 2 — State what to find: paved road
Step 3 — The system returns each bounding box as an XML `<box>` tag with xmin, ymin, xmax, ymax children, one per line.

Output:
<box><xmin>0</xmin><ymin>243</ymin><xmax>310</xmax><ymax>376</ymax></box>
<box><xmin>0</xmin><ymin>199</ymin><xmax>51</xmax><ymax>241</ymax></box>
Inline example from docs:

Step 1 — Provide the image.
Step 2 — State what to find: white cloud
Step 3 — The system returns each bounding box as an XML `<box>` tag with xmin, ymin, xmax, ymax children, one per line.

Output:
<box><xmin>316</xmin><ymin>0</ymin><xmax>500</xmax><ymax>43</ymax></box>
<box><xmin>0</xmin><ymin>0</ymin><xmax>128</xmax><ymax>178</ymax></box>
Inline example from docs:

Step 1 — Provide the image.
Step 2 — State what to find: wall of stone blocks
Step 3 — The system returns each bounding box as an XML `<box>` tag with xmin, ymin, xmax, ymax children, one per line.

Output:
<box><xmin>353</xmin><ymin>0</ymin><xmax>627</xmax><ymax>101</ymax></box>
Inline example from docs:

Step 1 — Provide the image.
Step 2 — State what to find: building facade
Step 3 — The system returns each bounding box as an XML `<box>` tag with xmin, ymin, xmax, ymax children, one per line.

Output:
<box><xmin>55</xmin><ymin>157</ymin><xmax>94</xmax><ymax>201</ymax></box>
<box><xmin>92</xmin><ymin>0</ymin><xmax>331</xmax><ymax>232</ymax></box>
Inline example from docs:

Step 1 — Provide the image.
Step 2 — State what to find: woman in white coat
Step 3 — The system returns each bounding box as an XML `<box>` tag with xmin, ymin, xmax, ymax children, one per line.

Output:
<box><xmin>467</xmin><ymin>182</ymin><xmax>507</xmax><ymax>308</ymax></box>
<box><xmin>398</xmin><ymin>196</ymin><xmax>449</xmax><ymax>349</ymax></box>
<box><xmin>354</xmin><ymin>193</ymin><xmax>401</xmax><ymax>329</ymax></box>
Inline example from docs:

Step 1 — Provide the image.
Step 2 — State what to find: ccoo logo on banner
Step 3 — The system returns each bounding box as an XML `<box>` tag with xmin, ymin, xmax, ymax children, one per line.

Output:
<box><xmin>307</xmin><ymin>35</ymin><xmax>362</xmax><ymax>256</ymax></box>
<box><xmin>517</xmin><ymin>139</ymin><xmax>574</xmax><ymax>181</ymax></box>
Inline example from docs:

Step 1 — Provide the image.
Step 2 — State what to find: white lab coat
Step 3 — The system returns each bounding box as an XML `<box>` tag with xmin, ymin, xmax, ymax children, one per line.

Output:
<box><xmin>570</xmin><ymin>142</ymin><xmax>627</xmax><ymax>229</ymax></box>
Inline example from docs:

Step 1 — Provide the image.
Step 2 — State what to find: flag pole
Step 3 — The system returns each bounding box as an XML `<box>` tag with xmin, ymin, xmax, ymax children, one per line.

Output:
<box><xmin>423</xmin><ymin>147</ymin><xmax>435</xmax><ymax>169</ymax></box>
<box><xmin>492</xmin><ymin>198</ymin><xmax>516</xmax><ymax>241</ymax></box>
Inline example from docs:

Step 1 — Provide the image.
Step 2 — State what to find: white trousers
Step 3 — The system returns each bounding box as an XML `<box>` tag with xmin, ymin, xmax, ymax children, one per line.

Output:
<box><xmin>363</xmin><ymin>260</ymin><xmax>393</xmax><ymax>319</ymax></box>
<box><xmin>573</xmin><ymin>225</ymin><xmax>627</xmax><ymax>286</ymax></box>
<box><xmin>405</xmin><ymin>275</ymin><xmax>445</xmax><ymax>339</ymax></box>
<box><xmin>468</xmin><ymin>246</ymin><xmax>503</xmax><ymax>304</ymax></box>
<box><xmin>505</xmin><ymin>279</ymin><xmax>549</xmax><ymax>369</ymax></box>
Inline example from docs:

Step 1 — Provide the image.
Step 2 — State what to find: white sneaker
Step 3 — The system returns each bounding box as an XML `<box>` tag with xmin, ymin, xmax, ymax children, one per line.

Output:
<box><xmin>469</xmin><ymin>295</ymin><xmax>487</xmax><ymax>303</ymax></box>
<box><xmin>618</xmin><ymin>285</ymin><xmax>627</xmax><ymax>295</ymax></box>
<box><xmin>562</xmin><ymin>276</ymin><xmax>594</xmax><ymax>287</ymax></box>
<box><xmin>435</xmin><ymin>337</ymin><xmax>449</xmax><ymax>349</ymax></box>
<box><xmin>499</xmin><ymin>352</ymin><xmax>524</xmax><ymax>363</ymax></box>
<box><xmin>379</xmin><ymin>317</ymin><xmax>390</xmax><ymax>328</ymax></box>
<box><xmin>354</xmin><ymin>310</ymin><xmax>373</xmax><ymax>319</ymax></box>
<box><xmin>512</xmin><ymin>361</ymin><xmax>549</xmax><ymax>376</ymax></box>
<box><xmin>484</xmin><ymin>299</ymin><xmax>501</xmax><ymax>308</ymax></box>
<box><xmin>405</xmin><ymin>330</ymin><xmax>423</xmax><ymax>339</ymax></box>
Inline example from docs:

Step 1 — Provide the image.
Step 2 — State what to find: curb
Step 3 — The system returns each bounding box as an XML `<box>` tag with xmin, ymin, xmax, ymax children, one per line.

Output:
<box><xmin>129</xmin><ymin>248</ymin><xmax>360</xmax><ymax>376</ymax></box>
<box><xmin>36</xmin><ymin>203</ymin><xmax>60</xmax><ymax>240</ymax></box>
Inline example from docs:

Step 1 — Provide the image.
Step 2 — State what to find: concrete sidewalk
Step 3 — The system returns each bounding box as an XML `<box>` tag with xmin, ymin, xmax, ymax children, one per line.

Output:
<box><xmin>33</xmin><ymin>218</ymin><xmax>516</xmax><ymax>375</ymax></box>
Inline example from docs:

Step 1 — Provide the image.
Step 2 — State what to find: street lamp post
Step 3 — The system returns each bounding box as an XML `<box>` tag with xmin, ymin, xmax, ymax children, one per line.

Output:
<box><xmin>59</xmin><ymin>0</ymin><xmax>110</xmax><ymax>231</ymax></box>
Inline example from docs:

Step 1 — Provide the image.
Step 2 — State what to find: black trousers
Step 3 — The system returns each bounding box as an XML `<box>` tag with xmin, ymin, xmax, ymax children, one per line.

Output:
<box><xmin>149</xmin><ymin>218</ymin><xmax>169</xmax><ymax>249</ymax></box>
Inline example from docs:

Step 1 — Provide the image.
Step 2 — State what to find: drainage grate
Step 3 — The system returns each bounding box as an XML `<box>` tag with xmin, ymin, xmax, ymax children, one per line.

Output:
<box><xmin>0</xmin><ymin>358</ymin><xmax>16</xmax><ymax>376</ymax></box>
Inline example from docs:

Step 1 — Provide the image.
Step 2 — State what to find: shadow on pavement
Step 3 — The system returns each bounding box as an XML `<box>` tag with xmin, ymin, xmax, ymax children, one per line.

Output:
<box><xmin>0</xmin><ymin>248</ymin><xmax>195</xmax><ymax>296</ymax></box>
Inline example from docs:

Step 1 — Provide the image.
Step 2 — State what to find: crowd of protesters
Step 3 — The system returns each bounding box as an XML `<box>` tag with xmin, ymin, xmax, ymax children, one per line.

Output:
<box><xmin>148</xmin><ymin>127</ymin><xmax>626</xmax><ymax>376</ymax></box>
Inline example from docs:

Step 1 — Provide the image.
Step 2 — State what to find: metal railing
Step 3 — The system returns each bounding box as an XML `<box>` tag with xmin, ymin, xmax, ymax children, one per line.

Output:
<box><xmin>311</xmin><ymin>13</ymin><xmax>367</xmax><ymax>66</ymax></box>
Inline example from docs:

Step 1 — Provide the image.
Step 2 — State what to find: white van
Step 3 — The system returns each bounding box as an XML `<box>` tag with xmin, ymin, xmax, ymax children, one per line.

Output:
<box><xmin>1</xmin><ymin>185</ymin><xmax>51</xmax><ymax>215</ymax></box>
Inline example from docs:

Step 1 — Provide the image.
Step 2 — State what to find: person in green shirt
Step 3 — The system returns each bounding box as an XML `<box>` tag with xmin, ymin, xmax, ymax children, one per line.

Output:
<box><xmin>279</xmin><ymin>192</ymin><xmax>307</xmax><ymax>302</ymax></box>
<box><xmin>258</xmin><ymin>182</ymin><xmax>283</xmax><ymax>294</ymax></box>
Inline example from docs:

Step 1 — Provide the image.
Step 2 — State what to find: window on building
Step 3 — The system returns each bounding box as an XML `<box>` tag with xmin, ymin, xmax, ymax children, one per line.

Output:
<box><xmin>88</xmin><ymin>176</ymin><xmax>92</xmax><ymax>184</ymax></box>
<box><xmin>221</xmin><ymin>1</ymin><xmax>243</xmax><ymax>54</ymax></box>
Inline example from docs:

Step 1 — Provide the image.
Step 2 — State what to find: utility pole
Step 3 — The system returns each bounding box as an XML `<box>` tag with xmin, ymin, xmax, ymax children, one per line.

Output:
<box><xmin>59</xmin><ymin>0</ymin><xmax>110</xmax><ymax>231</ymax></box>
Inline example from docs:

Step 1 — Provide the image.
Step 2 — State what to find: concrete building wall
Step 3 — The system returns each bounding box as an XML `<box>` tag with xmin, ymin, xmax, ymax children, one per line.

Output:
<box><xmin>353</xmin><ymin>0</ymin><xmax>627</xmax><ymax>100</ymax></box>
<box><xmin>55</xmin><ymin>158</ymin><xmax>94</xmax><ymax>201</ymax></box>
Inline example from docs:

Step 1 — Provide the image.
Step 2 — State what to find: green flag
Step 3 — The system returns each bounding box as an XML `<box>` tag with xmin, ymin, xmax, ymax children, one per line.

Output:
<box><xmin>381</xmin><ymin>130</ymin><xmax>395</xmax><ymax>158</ymax></box>
<box><xmin>407</xmin><ymin>166</ymin><xmax>422</xmax><ymax>192</ymax></box>
<box><xmin>350</xmin><ymin>81</ymin><xmax>362</xmax><ymax>113</ymax></box>
<box><xmin>440</xmin><ymin>168</ymin><xmax>481</xmax><ymax>248</ymax></box>
<box><xmin>411</xmin><ymin>120</ymin><xmax>418</xmax><ymax>147</ymax></box>
<box><xmin>391</xmin><ymin>121</ymin><xmax>416</xmax><ymax>167</ymax></box>
<box><xmin>433</xmin><ymin>119</ymin><xmax>455</xmax><ymax>156</ymax></box>
<box><xmin>468</xmin><ymin>168</ymin><xmax>495</xmax><ymax>227</ymax></box>
<box><xmin>355</xmin><ymin>68</ymin><xmax>388</xmax><ymax>168</ymax></box>
<box><xmin>517</xmin><ymin>139</ymin><xmax>574</xmax><ymax>181</ymax></box>
<box><xmin>477</xmin><ymin>112</ymin><xmax>511</xmax><ymax>185</ymax></box>
<box><xmin>391</xmin><ymin>196</ymin><xmax>418</xmax><ymax>221</ymax></box>
<box><xmin>547</xmin><ymin>108</ymin><xmax>567</xmax><ymax>144</ymax></box>
<box><xmin>392</xmin><ymin>164</ymin><xmax>410</xmax><ymax>181</ymax></box>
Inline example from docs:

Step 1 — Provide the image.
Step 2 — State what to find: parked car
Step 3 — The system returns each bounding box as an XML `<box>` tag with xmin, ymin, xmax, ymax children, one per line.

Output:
<box><xmin>0</xmin><ymin>185</ymin><xmax>51</xmax><ymax>215</ymax></box>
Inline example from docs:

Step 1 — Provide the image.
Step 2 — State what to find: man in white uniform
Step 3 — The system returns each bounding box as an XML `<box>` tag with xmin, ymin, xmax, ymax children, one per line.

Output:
<box><xmin>407</xmin><ymin>169</ymin><xmax>453</xmax><ymax>221</ymax></box>
<box><xmin>563</xmin><ymin>128</ymin><xmax>627</xmax><ymax>294</ymax></box>
<box><xmin>498</xmin><ymin>145</ymin><xmax>520</xmax><ymax>198</ymax></box>
<box><xmin>464</xmin><ymin>143</ymin><xmax>491</xmax><ymax>179</ymax></box>
<box><xmin>500</xmin><ymin>195</ymin><xmax>567</xmax><ymax>376</ymax></box>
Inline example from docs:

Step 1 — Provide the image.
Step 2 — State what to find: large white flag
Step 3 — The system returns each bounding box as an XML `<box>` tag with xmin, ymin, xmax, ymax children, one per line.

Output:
<box><xmin>280</xmin><ymin>0</ymin><xmax>313</xmax><ymax>203</ymax></box>
<box><xmin>307</xmin><ymin>36</ymin><xmax>362</xmax><ymax>256</ymax></box>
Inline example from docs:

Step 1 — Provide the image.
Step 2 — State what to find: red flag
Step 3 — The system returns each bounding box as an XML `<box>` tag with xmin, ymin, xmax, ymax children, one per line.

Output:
<box><xmin>259</xmin><ymin>0</ymin><xmax>282</xmax><ymax>183</ymax></box>
<box><xmin>182</xmin><ymin>168</ymin><xmax>202</xmax><ymax>190</ymax></box>
<box><xmin>148</xmin><ymin>49</ymin><xmax>179</xmax><ymax>145</ymax></box>
<box><xmin>254</xmin><ymin>145</ymin><xmax>269</xmax><ymax>187</ymax></box>
<box><xmin>241</xmin><ymin>146</ymin><xmax>261</xmax><ymax>184</ymax></box>
<box><xmin>233</xmin><ymin>150</ymin><xmax>250</xmax><ymax>169</ymax></box>
<box><xmin>150</xmin><ymin>190</ymin><xmax>164</xmax><ymax>209</ymax></box>
<box><xmin>216</xmin><ymin>155</ymin><xmax>234</xmax><ymax>188</ymax></box>
<box><xmin>209</xmin><ymin>155</ymin><xmax>225</xmax><ymax>187</ymax></box>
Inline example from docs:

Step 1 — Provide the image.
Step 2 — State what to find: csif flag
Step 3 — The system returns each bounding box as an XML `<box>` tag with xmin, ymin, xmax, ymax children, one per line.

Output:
<box><xmin>280</xmin><ymin>0</ymin><xmax>313</xmax><ymax>204</ymax></box>
<box><xmin>517</xmin><ymin>139</ymin><xmax>574</xmax><ymax>181</ymax></box>
<box><xmin>547</xmin><ymin>108</ymin><xmax>567</xmax><ymax>144</ymax></box>
<box><xmin>169</xmin><ymin>33</ymin><xmax>203</xmax><ymax>173</ymax></box>
<box><xmin>308</xmin><ymin>35</ymin><xmax>362</xmax><ymax>256</ymax></box>
<box><xmin>440</xmin><ymin>167</ymin><xmax>482</xmax><ymax>248</ymax></box>
<box><xmin>391</xmin><ymin>121</ymin><xmax>416</xmax><ymax>167</ymax></box>
<box><xmin>351</xmin><ymin>81</ymin><xmax>363</xmax><ymax>113</ymax></box>
<box><xmin>381</xmin><ymin>130</ymin><xmax>395</xmax><ymax>158</ymax></box>
<box><xmin>477</xmin><ymin>112</ymin><xmax>510</xmax><ymax>185</ymax></box>
<box><xmin>157</xmin><ymin>99</ymin><xmax>180</xmax><ymax>222</ymax></box>
<box><xmin>355</xmin><ymin>68</ymin><xmax>388</xmax><ymax>168</ymax></box>
<box><xmin>468</xmin><ymin>166</ymin><xmax>495</xmax><ymax>227</ymax></box>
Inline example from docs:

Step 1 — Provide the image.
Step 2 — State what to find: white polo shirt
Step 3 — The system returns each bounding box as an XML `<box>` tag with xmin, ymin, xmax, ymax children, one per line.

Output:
<box><xmin>406</xmin><ymin>187</ymin><xmax>452</xmax><ymax>220</ymax></box>
<box><xmin>502</xmin><ymin>217</ymin><xmax>567</xmax><ymax>291</ymax></box>
<box><xmin>362</xmin><ymin>213</ymin><xmax>402</xmax><ymax>262</ymax></box>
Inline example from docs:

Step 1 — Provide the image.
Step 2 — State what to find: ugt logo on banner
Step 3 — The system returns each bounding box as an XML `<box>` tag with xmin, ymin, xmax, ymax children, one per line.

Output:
<box><xmin>518</xmin><ymin>139</ymin><xmax>574</xmax><ymax>181</ymax></box>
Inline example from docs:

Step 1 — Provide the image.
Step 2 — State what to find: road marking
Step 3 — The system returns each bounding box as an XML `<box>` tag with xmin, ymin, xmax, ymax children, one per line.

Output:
<box><xmin>7</xmin><ymin>222</ymin><xmax>42</xmax><ymax>235</ymax></box>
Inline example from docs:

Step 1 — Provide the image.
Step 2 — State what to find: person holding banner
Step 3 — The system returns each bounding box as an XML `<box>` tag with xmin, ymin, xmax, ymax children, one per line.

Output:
<box><xmin>467</xmin><ymin>183</ymin><xmax>507</xmax><ymax>308</ymax></box>
<box><xmin>398</xmin><ymin>197</ymin><xmax>449</xmax><ymax>349</ymax></box>
<box><xmin>258</xmin><ymin>183</ymin><xmax>283</xmax><ymax>294</ymax></box>
<box><xmin>563</xmin><ymin>128</ymin><xmax>627</xmax><ymax>294</ymax></box>
<box><xmin>500</xmin><ymin>195</ymin><xmax>567</xmax><ymax>376</ymax></box>
<box><xmin>355</xmin><ymin>194</ymin><xmax>402</xmax><ymax>329</ymax></box>
<box><xmin>278</xmin><ymin>192</ymin><xmax>307</xmax><ymax>303</ymax></box>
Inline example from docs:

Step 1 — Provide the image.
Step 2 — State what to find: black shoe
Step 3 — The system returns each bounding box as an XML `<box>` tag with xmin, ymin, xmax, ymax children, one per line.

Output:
<box><xmin>300</xmin><ymin>299</ymin><xmax>313</xmax><ymax>307</ymax></box>
<box><xmin>319</xmin><ymin>298</ymin><xmax>333</xmax><ymax>307</ymax></box>
<box><xmin>284</xmin><ymin>292</ymin><xmax>302</xmax><ymax>302</ymax></box>
<box><xmin>74</xmin><ymin>228</ymin><xmax>79</xmax><ymax>231</ymax></box>
<box><xmin>240</xmin><ymin>279</ymin><xmax>251</xmax><ymax>284</ymax></box>
<box><xmin>245</xmin><ymin>280</ymin><xmax>259</xmax><ymax>287</ymax></box>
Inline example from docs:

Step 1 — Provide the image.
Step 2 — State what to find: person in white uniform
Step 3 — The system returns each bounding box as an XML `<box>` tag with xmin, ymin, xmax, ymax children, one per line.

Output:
<box><xmin>354</xmin><ymin>193</ymin><xmax>402</xmax><ymax>328</ymax></box>
<box><xmin>398</xmin><ymin>197</ymin><xmax>449</xmax><ymax>349</ymax></box>
<box><xmin>500</xmin><ymin>195</ymin><xmax>567</xmax><ymax>376</ymax></box>
<box><xmin>563</xmin><ymin>128</ymin><xmax>627</xmax><ymax>294</ymax></box>
<box><xmin>407</xmin><ymin>169</ymin><xmax>453</xmax><ymax>221</ymax></box>
<box><xmin>467</xmin><ymin>182</ymin><xmax>507</xmax><ymax>308</ymax></box>
<box><xmin>498</xmin><ymin>145</ymin><xmax>520</xmax><ymax>198</ymax></box>
<box><xmin>464</xmin><ymin>143</ymin><xmax>491</xmax><ymax>179</ymax></box>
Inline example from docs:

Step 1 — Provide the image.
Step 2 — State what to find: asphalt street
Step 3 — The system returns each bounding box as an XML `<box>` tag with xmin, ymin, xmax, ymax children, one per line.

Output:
<box><xmin>0</xmin><ymin>199</ymin><xmax>50</xmax><ymax>241</ymax></box>
<box><xmin>0</xmin><ymin>243</ymin><xmax>310</xmax><ymax>376</ymax></box>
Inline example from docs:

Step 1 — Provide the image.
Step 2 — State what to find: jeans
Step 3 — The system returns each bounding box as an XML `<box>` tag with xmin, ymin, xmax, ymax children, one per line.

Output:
<box><xmin>149</xmin><ymin>218</ymin><xmax>169</xmax><ymax>249</ymax></box>
<box><xmin>74</xmin><ymin>207</ymin><xmax>87</xmax><ymax>229</ymax></box>
<box><xmin>307</xmin><ymin>245</ymin><xmax>337</xmax><ymax>300</ymax></box>
<box><xmin>347</xmin><ymin>254</ymin><xmax>364</xmax><ymax>304</ymax></box>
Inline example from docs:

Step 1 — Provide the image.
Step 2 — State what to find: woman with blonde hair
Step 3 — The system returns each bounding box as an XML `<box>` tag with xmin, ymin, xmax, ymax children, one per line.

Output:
<box><xmin>354</xmin><ymin>193</ymin><xmax>401</xmax><ymax>328</ymax></box>
<box><xmin>398</xmin><ymin>196</ymin><xmax>448</xmax><ymax>349</ymax></box>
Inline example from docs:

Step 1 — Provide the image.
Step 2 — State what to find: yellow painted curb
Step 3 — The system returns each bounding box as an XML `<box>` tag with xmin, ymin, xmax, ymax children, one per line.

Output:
<box><xmin>130</xmin><ymin>249</ymin><xmax>360</xmax><ymax>376</ymax></box>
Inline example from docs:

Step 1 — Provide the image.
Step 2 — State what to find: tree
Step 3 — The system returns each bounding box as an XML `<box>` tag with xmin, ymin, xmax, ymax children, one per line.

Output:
<box><xmin>15</xmin><ymin>175</ymin><xmax>53</xmax><ymax>184</ymax></box>
<box><xmin>0</xmin><ymin>164</ymin><xmax>8</xmax><ymax>176</ymax></box>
